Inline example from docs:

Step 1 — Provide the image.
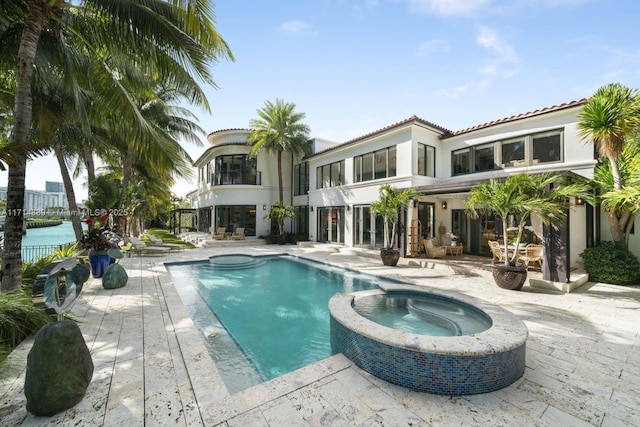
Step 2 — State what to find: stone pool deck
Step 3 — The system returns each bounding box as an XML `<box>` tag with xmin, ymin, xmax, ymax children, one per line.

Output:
<box><xmin>1</xmin><ymin>243</ymin><xmax>639</xmax><ymax>426</ymax></box>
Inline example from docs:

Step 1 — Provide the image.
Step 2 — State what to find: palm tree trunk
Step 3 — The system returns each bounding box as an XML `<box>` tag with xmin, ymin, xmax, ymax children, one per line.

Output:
<box><xmin>1</xmin><ymin>2</ymin><xmax>48</xmax><ymax>293</ymax></box>
<box><xmin>83</xmin><ymin>146</ymin><xmax>96</xmax><ymax>187</ymax></box>
<box><xmin>609</xmin><ymin>155</ymin><xmax>622</xmax><ymax>190</ymax></box>
<box><xmin>54</xmin><ymin>146</ymin><xmax>83</xmax><ymax>241</ymax></box>
<box><xmin>606</xmin><ymin>210</ymin><xmax>628</xmax><ymax>250</ymax></box>
<box><xmin>117</xmin><ymin>148</ymin><xmax>134</xmax><ymax>234</ymax></box>
<box><xmin>277</xmin><ymin>149</ymin><xmax>283</xmax><ymax>203</ymax></box>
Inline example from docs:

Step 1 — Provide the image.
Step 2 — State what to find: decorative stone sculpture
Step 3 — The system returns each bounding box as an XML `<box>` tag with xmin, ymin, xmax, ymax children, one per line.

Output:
<box><xmin>24</xmin><ymin>321</ymin><xmax>93</xmax><ymax>416</ymax></box>
<box><xmin>26</xmin><ymin>257</ymin><xmax>93</xmax><ymax>416</ymax></box>
<box><xmin>102</xmin><ymin>248</ymin><xmax>128</xmax><ymax>289</ymax></box>
<box><xmin>102</xmin><ymin>263</ymin><xmax>128</xmax><ymax>289</ymax></box>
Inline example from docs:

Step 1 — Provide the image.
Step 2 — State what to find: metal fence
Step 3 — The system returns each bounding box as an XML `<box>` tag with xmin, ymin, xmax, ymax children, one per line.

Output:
<box><xmin>21</xmin><ymin>242</ymin><xmax>76</xmax><ymax>263</ymax></box>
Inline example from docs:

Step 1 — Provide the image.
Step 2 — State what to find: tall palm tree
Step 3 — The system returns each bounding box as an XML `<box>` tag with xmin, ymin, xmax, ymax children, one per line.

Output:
<box><xmin>578</xmin><ymin>83</ymin><xmax>640</xmax><ymax>249</ymax></box>
<box><xmin>578</xmin><ymin>83</ymin><xmax>640</xmax><ymax>190</ymax></box>
<box><xmin>248</xmin><ymin>99</ymin><xmax>311</xmax><ymax>203</ymax></box>
<box><xmin>0</xmin><ymin>0</ymin><xmax>232</xmax><ymax>292</ymax></box>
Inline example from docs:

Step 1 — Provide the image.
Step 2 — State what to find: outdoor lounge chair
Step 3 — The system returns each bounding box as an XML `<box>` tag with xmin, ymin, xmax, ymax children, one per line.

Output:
<box><xmin>423</xmin><ymin>239</ymin><xmax>446</xmax><ymax>258</ymax></box>
<box><xmin>230</xmin><ymin>227</ymin><xmax>245</xmax><ymax>240</ymax></box>
<box><xmin>128</xmin><ymin>237</ymin><xmax>170</xmax><ymax>256</ymax></box>
<box><xmin>148</xmin><ymin>235</ymin><xmax>183</xmax><ymax>250</ymax></box>
<box><xmin>212</xmin><ymin>227</ymin><xmax>227</xmax><ymax>240</ymax></box>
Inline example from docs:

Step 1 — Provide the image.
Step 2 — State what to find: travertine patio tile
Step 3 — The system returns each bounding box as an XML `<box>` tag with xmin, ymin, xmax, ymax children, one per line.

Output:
<box><xmin>259</xmin><ymin>396</ymin><xmax>308</xmax><ymax>426</ymax></box>
<box><xmin>540</xmin><ymin>405</ymin><xmax>594</xmax><ymax>427</ymax></box>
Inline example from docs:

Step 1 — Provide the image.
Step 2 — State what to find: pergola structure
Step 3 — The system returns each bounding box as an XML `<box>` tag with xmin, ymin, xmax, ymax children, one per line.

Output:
<box><xmin>169</xmin><ymin>209</ymin><xmax>197</xmax><ymax>236</ymax></box>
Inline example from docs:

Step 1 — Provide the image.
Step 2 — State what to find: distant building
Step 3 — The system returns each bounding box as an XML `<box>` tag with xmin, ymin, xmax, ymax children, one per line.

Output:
<box><xmin>0</xmin><ymin>181</ymin><xmax>68</xmax><ymax>211</ymax></box>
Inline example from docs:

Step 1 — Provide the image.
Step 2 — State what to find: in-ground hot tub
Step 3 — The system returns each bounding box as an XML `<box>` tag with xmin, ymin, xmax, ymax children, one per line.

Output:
<box><xmin>329</xmin><ymin>284</ymin><xmax>528</xmax><ymax>395</ymax></box>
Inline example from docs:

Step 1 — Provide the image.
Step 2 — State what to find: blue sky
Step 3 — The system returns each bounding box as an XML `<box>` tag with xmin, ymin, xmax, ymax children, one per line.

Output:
<box><xmin>4</xmin><ymin>0</ymin><xmax>640</xmax><ymax>200</ymax></box>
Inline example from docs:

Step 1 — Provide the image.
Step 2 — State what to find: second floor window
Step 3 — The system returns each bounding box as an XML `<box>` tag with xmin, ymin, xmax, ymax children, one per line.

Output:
<box><xmin>316</xmin><ymin>160</ymin><xmax>345</xmax><ymax>189</ymax></box>
<box><xmin>417</xmin><ymin>143</ymin><xmax>435</xmax><ymax>176</ymax></box>
<box><xmin>354</xmin><ymin>146</ymin><xmax>397</xmax><ymax>183</ymax></box>
<box><xmin>294</xmin><ymin>162</ymin><xmax>309</xmax><ymax>196</ymax></box>
<box><xmin>214</xmin><ymin>154</ymin><xmax>257</xmax><ymax>185</ymax></box>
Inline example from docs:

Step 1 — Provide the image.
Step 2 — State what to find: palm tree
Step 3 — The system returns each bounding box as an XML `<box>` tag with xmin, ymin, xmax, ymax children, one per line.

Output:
<box><xmin>248</xmin><ymin>99</ymin><xmax>311</xmax><ymax>203</ymax></box>
<box><xmin>590</xmin><ymin>139</ymin><xmax>640</xmax><ymax>249</ymax></box>
<box><xmin>578</xmin><ymin>83</ymin><xmax>640</xmax><ymax>190</ymax></box>
<box><xmin>0</xmin><ymin>0</ymin><xmax>232</xmax><ymax>292</ymax></box>
<box><xmin>465</xmin><ymin>172</ymin><xmax>592</xmax><ymax>267</ymax></box>
<box><xmin>370</xmin><ymin>185</ymin><xmax>418</xmax><ymax>250</ymax></box>
<box><xmin>578</xmin><ymin>83</ymin><xmax>640</xmax><ymax>250</ymax></box>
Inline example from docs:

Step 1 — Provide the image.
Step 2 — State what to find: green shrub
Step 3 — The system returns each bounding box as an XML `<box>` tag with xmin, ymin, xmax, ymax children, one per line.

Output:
<box><xmin>580</xmin><ymin>241</ymin><xmax>640</xmax><ymax>286</ymax></box>
<box><xmin>0</xmin><ymin>289</ymin><xmax>53</xmax><ymax>364</ymax></box>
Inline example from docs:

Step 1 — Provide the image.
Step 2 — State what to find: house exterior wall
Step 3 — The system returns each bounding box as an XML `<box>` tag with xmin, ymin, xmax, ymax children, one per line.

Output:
<box><xmin>194</xmin><ymin>101</ymin><xmax>640</xmax><ymax>272</ymax></box>
<box><xmin>193</xmin><ymin>129</ymin><xmax>294</xmax><ymax>237</ymax></box>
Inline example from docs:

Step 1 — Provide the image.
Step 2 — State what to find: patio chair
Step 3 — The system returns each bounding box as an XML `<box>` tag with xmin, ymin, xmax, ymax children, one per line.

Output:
<box><xmin>147</xmin><ymin>235</ymin><xmax>183</xmax><ymax>250</ymax></box>
<box><xmin>230</xmin><ymin>227</ymin><xmax>245</xmax><ymax>240</ymax></box>
<box><xmin>521</xmin><ymin>244</ymin><xmax>543</xmax><ymax>270</ymax></box>
<box><xmin>128</xmin><ymin>237</ymin><xmax>170</xmax><ymax>256</ymax></box>
<box><xmin>423</xmin><ymin>239</ymin><xmax>446</xmax><ymax>258</ymax></box>
<box><xmin>212</xmin><ymin>227</ymin><xmax>227</xmax><ymax>240</ymax></box>
<box><xmin>488</xmin><ymin>241</ymin><xmax>505</xmax><ymax>263</ymax></box>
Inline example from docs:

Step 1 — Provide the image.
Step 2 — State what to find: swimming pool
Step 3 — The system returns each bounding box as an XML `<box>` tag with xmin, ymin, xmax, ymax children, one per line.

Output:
<box><xmin>166</xmin><ymin>254</ymin><xmax>393</xmax><ymax>392</ymax></box>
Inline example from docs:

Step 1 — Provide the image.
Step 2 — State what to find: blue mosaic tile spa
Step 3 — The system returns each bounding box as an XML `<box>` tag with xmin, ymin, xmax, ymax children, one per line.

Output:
<box><xmin>329</xmin><ymin>284</ymin><xmax>528</xmax><ymax>395</ymax></box>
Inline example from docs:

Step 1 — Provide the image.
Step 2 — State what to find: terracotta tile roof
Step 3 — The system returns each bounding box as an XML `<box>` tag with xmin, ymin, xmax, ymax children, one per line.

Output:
<box><xmin>307</xmin><ymin>115</ymin><xmax>453</xmax><ymax>158</ymax></box>
<box><xmin>206</xmin><ymin>128</ymin><xmax>249</xmax><ymax>138</ymax></box>
<box><xmin>447</xmin><ymin>98</ymin><xmax>587</xmax><ymax>138</ymax></box>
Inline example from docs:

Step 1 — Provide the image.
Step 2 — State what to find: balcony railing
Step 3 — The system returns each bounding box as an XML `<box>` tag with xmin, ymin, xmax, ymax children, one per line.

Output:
<box><xmin>213</xmin><ymin>171</ymin><xmax>261</xmax><ymax>186</ymax></box>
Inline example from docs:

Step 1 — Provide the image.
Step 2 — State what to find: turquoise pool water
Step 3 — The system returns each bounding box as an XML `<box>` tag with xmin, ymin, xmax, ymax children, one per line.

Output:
<box><xmin>166</xmin><ymin>255</ymin><xmax>391</xmax><ymax>390</ymax></box>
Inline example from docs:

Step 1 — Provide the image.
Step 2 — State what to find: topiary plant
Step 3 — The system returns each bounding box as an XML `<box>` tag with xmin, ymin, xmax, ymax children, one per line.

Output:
<box><xmin>580</xmin><ymin>241</ymin><xmax>640</xmax><ymax>285</ymax></box>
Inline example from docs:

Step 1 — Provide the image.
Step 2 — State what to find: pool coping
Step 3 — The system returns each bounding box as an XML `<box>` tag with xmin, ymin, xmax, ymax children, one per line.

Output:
<box><xmin>330</xmin><ymin>283</ymin><xmax>529</xmax><ymax>356</ymax></box>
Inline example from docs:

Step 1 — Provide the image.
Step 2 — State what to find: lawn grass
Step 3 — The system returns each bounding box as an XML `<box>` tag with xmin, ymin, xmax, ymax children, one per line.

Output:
<box><xmin>146</xmin><ymin>229</ymin><xmax>195</xmax><ymax>249</ymax></box>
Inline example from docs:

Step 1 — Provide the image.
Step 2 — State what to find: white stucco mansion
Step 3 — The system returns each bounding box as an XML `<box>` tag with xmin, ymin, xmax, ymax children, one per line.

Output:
<box><xmin>192</xmin><ymin>98</ymin><xmax>640</xmax><ymax>283</ymax></box>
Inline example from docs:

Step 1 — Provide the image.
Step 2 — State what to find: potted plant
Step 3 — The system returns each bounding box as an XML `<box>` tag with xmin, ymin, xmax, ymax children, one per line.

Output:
<box><xmin>265</xmin><ymin>201</ymin><xmax>297</xmax><ymax>244</ymax></box>
<box><xmin>79</xmin><ymin>219</ymin><xmax>122</xmax><ymax>278</ymax></box>
<box><xmin>370</xmin><ymin>184</ymin><xmax>418</xmax><ymax>266</ymax></box>
<box><xmin>465</xmin><ymin>172</ymin><xmax>590</xmax><ymax>290</ymax></box>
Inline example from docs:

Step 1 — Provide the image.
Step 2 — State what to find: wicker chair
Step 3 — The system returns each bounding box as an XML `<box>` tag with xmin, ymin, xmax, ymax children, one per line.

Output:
<box><xmin>423</xmin><ymin>239</ymin><xmax>447</xmax><ymax>258</ymax></box>
<box><xmin>521</xmin><ymin>244</ymin><xmax>543</xmax><ymax>270</ymax></box>
<box><xmin>488</xmin><ymin>240</ymin><xmax>505</xmax><ymax>263</ymax></box>
<box><xmin>212</xmin><ymin>227</ymin><xmax>227</xmax><ymax>240</ymax></box>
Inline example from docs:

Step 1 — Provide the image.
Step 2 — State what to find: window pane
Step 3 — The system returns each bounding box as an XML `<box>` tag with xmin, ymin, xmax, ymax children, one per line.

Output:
<box><xmin>323</xmin><ymin>164</ymin><xmax>331</xmax><ymax>188</ymax></box>
<box><xmin>362</xmin><ymin>153</ymin><xmax>373</xmax><ymax>181</ymax></box>
<box><xmin>452</xmin><ymin>148</ymin><xmax>470</xmax><ymax>175</ymax></box>
<box><xmin>501</xmin><ymin>138</ymin><xmax>525</xmax><ymax>167</ymax></box>
<box><xmin>331</xmin><ymin>162</ymin><xmax>340</xmax><ymax>187</ymax></box>
<box><xmin>533</xmin><ymin>131</ymin><xmax>561</xmax><ymax>163</ymax></box>
<box><xmin>388</xmin><ymin>147</ymin><xmax>396</xmax><ymax>177</ymax></box>
<box><xmin>339</xmin><ymin>160</ymin><xmax>345</xmax><ymax>185</ymax></box>
<box><xmin>246</xmin><ymin>157</ymin><xmax>257</xmax><ymax>185</ymax></box>
<box><xmin>374</xmin><ymin>149</ymin><xmax>387</xmax><ymax>179</ymax></box>
<box><xmin>293</xmin><ymin>164</ymin><xmax>300</xmax><ymax>195</ymax></box>
<box><xmin>354</xmin><ymin>156</ymin><xmax>362</xmax><ymax>182</ymax></box>
<box><xmin>316</xmin><ymin>166</ymin><xmax>323</xmax><ymax>189</ymax></box>
<box><xmin>426</xmin><ymin>145</ymin><xmax>435</xmax><ymax>177</ymax></box>
<box><xmin>474</xmin><ymin>143</ymin><xmax>495</xmax><ymax>172</ymax></box>
<box><xmin>417</xmin><ymin>144</ymin><xmax>425</xmax><ymax>175</ymax></box>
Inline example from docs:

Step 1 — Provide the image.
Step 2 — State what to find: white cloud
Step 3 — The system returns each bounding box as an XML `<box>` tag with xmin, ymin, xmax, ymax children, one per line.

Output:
<box><xmin>475</xmin><ymin>25</ymin><xmax>518</xmax><ymax>76</ymax></box>
<box><xmin>402</xmin><ymin>0</ymin><xmax>494</xmax><ymax>17</ymax></box>
<box><xmin>279</xmin><ymin>20</ymin><xmax>312</xmax><ymax>35</ymax></box>
<box><xmin>415</xmin><ymin>39</ymin><xmax>450</xmax><ymax>55</ymax></box>
<box><xmin>439</xmin><ymin>79</ymin><xmax>491</xmax><ymax>98</ymax></box>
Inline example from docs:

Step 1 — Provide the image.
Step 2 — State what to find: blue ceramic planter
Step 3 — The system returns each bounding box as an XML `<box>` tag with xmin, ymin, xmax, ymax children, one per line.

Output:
<box><xmin>88</xmin><ymin>251</ymin><xmax>112</xmax><ymax>278</ymax></box>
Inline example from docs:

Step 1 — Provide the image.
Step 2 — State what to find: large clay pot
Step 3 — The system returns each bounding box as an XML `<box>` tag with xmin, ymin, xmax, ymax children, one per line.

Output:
<box><xmin>380</xmin><ymin>248</ymin><xmax>400</xmax><ymax>266</ymax></box>
<box><xmin>492</xmin><ymin>263</ymin><xmax>527</xmax><ymax>290</ymax></box>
